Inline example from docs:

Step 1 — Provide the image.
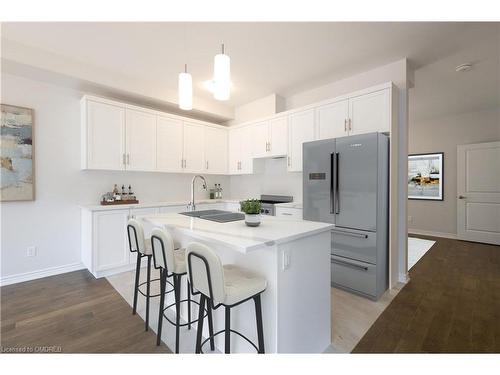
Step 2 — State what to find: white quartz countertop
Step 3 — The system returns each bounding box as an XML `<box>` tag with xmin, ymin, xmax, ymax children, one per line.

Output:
<box><xmin>142</xmin><ymin>213</ymin><xmax>333</xmax><ymax>253</ymax></box>
<box><xmin>80</xmin><ymin>199</ymin><xmax>242</xmax><ymax>211</ymax></box>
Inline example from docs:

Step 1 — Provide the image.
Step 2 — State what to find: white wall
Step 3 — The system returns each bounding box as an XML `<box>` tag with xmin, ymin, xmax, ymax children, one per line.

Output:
<box><xmin>0</xmin><ymin>73</ymin><xmax>230</xmax><ymax>280</ymax></box>
<box><xmin>408</xmin><ymin>108</ymin><xmax>500</xmax><ymax>236</ymax></box>
<box><xmin>230</xmin><ymin>158</ymin><xmax>302</xmax><ymax>201</ymax></box>
<box><xmin>285</xmin><ymin>59</ymin><xmax>409</xmax><ymax>110</ymax></box>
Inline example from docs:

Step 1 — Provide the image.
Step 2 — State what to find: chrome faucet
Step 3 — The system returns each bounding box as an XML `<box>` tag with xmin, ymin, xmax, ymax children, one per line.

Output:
<box><xmin>187</xmin><ymin>175</ymin><xmax>207</xmax><ymax>211</ymax></box>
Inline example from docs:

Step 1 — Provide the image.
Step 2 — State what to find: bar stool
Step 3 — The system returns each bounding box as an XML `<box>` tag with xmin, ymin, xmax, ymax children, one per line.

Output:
<box><xmin>151</xmin><ymin>228</ymin><xmax>215</xmax><ymax>353</ymax></box>
<box><xmin>186</xmin><ymin>242</ymin><xmax>267</xmax><ymax>354</ymax></box>
<box><xmin>127</xmin><ymin>218</ymin><xmax>173</xmax><ymax>332</ymax></box>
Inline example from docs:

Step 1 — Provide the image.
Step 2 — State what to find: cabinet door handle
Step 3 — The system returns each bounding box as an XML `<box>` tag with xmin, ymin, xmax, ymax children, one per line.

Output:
<box><xmin>287</xmin><ymin>156</ymin><xmax>291</xmax><ymax>167</ymax></box>
<box><xmin>348</xmin><ymin>118</ymin><xmax>352</xmax><ymax>131</ymax></box>
<box><xmin>268</xmin><ymin>141</ymin><xmax>271</xmax><ymax>152</ymax></box>
<box><xmin>181</xmin><ymin>159</ymin><xmax>183</xmax><ymax>169</ymax></box>
<box><xmin>281</xmin><ymin>212</ymin><xmax>293</xmax><ymax>216</ymax></box>
<box><xmin>127</xmin><ymin>154</ymin><xmax>130</xmax><ymax>165</ymax></box>
<box><xmin>206</xmin><ymin>161</ymin><xmax>209</xmax><ymax>170</ymax></box>
<box><xmin>344</xmin><ymin>119</ymin><xmax>347</xmax><ymax>132</ymax></box>
<box><xmin>123</xmin><ymin>153</ymin><xmax>126</xmax><ymax>165</ymax></box>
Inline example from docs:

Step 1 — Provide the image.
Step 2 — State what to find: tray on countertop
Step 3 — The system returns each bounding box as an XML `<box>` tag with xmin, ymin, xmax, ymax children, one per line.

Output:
<box><xmin>100</xmin><ymin>200</ymin><xmax>139</xmax><ymax>206</ymax></box>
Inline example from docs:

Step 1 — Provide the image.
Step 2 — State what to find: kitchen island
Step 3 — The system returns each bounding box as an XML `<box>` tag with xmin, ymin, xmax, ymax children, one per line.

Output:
<box><xmin>142</xmin><ymin>212</ymin><xmax>333</xmax><ymax>353</ymax></box>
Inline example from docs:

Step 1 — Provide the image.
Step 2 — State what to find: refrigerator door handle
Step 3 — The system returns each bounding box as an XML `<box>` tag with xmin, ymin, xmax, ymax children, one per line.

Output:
<box><xmin>330</xmin><ymin>152</ymin><xmax>335</xmax><ymax>214</ymax></box>
<box><xmin>335</xmin><ymin>152</ymin><xmax>340</xmax><ymax>214</ymax></box>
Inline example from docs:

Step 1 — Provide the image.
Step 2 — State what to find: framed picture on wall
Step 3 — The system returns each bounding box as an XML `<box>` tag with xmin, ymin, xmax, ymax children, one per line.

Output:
<box><xmin>408</xmin><ymin>152</ymin><xmax>443</xmax><ymax>201</ymax></box>
<box><xmin>1</xmin><ymin>104</ymin><xmax>35</xmax><ymax>201</ymax></box>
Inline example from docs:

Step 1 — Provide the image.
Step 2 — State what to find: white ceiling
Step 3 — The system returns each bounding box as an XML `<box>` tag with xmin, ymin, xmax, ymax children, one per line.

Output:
<box><xmin>1</xmin><ymin>22</ymin><xmax>499</xmax><ymax>121</ymax></box>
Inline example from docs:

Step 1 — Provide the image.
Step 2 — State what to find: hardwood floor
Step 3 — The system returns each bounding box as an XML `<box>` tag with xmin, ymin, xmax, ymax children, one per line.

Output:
<box><xmin>0</xmin><ymin>270</ymin><xmax>170</xmax><ymax>353</ymax></box>
<box><xmin>353</xmin><ymin>236</ymin><xmax>500</xmax><ymax>353</ymax></box>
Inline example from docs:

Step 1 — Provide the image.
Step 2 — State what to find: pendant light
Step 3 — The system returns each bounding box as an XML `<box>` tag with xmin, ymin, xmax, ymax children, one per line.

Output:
<box><xmin>212</xmin><ymin>43</ymin><xmax>230</xmax><ymax>101</ymax></box>
<box><xmin>178</xmin><ymin>64</ymin><xmax>192</xmax><ymax>110</ymax></box>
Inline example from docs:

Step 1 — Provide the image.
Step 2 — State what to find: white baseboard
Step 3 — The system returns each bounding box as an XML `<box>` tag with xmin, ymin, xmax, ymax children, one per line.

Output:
<box><xmin>0</xmin><ymin>262</ymin><xmax>85</xmax><ymax>287</ymax></box>
<box><xmin>408</xmin><ymin>229</ymin><xmax>458</xmax><ymax>240</ymax></box>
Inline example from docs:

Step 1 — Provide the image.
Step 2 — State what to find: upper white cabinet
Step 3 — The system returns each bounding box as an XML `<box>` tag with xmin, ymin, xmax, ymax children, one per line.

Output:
<box><xmin>182</xmin><ymin>121</ymin><xmax>205</xmax><ymax>173</ymax></box>
<box><xmin>317</xmin><ymin>99</ymin><xmax>349</xmax><ymax>140</ymax></box>
<box><xmin>157</xmin><ymin>116</ymin><xmax>184</xmax><ymax>172</ymax></box>
<box><xmin>125</xmin><ymin>108</ymin><xmax>157</xmax><ymax>171</ymax></box>
<box><xmin>252</xmin><ymin>121</ymin><xmax>270</xmax><ymax>158</ymax></box>
<box><xmin>252</xmin><ymin>117</ymin><xmax>288</xmax><ymax>158</ymax></box>
<box><xmin>83</xmin><ymin>99</ymin><xmax>125</xmax><ymax>170</ymax></box>
<box><xmin>82</xmin><ymin>83</ymin><xmax>393</xmax><ymax>175</ymax></box>
<box><xmin>229</xmin><ymin>125</ymin><xmax>253</xmax><ymax>174</ymax></box>
<box><xmin>288</xmin><ymin>109</ymin><xmax>315</xmax><ymax>172</ymax></box>
<box><xmin>348</xmin><ymin>89</ymin><xmax>390</xmax><ymax>135</ymax></box>
<box><xmin>204</xmin><ymin>126</ymin><xmax>228</xmax><ymax>174</ymax></box>
<box><xmin>269</xmin><ymin>117</ymin><xmax>288</xmax><ymax>156</ymax></box>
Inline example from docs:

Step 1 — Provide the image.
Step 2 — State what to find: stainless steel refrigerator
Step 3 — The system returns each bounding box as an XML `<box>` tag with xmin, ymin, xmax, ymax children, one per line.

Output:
<box><xmin>303</xmin><ymin>132</ymin><xmax>389</xmax><ymax>300</ymax></box>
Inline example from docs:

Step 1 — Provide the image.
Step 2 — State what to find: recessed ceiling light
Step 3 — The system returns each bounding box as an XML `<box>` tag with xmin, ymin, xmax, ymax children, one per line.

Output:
<box><xmin>455</xmin><ymin>63</ymin><xmax>473</xmax><ymax>72</ymax></box>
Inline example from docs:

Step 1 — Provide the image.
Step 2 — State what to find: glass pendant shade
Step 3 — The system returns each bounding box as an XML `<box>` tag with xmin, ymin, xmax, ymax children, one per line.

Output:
<box><xmin>178</xmin><ymin>70</ymin><xmax>192</xmax><ymax>110</ymax></box>
<box><xmin>213</xmin><ymin>50</ymin><xmax>230</xmax><ymax>101</ymax></box>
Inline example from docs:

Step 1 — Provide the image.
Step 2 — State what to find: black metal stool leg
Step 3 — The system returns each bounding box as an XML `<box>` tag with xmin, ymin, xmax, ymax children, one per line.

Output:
<box><xmin>132</xmin><ymin>253</ymin><xmax>141</xmax><ymax>315</ymax></box>
<box><xmin>187</xmin><ymin>279</ymin><xmax>191</xmax><ymax>330</ymax></box>
<box><xmin>173</xmin><ymin>274</ymin><xmax>181</xmax><ymax>353</ymax></box>
<box><xmin>225</xmin><ymin>306</ymin><xmax>231</xmax><ymax>354</ymax></box>
<box><xmin>207</xmin><ymin>301</ymin><xmax>215</xmax><ymax>351</ymax></box>
<box><xmin>145</xmin><ymin>256</ymin><xmax>151</xmax><ymax>331</ymax></box>
<box><xmin>195</xmin><ymin>295</ymin><xmax>206</xmax><ymax>354</ymax></box>
<box><xmin>254</xmin><ymin>294</ymin><xmax>265</xmax><ymax>353</ymax></box>
<box><xmin>156</xmin><ymin>269</ymin><xmax>166</xmax><ymax>346</ymax></box>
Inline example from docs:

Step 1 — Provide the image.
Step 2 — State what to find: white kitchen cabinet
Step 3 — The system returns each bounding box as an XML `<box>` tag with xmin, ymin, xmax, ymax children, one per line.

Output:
<box><xmin>229</xmin><ymin>125</ymin><xmax>253</xmax><ymax>174</ymax></box>
<box><xmin>83</xmin><ymin>99</ymin><xmax>125</xmax><ymax>170</ymax></box>
<box><xmin>269</xmin><ymin>117</ymin><xmax>288</xmax><ymax>156</ymax></box>
<box><xmin>92</xmin><ymin>209</ymin><xmax>130</xmax><ymax>273</ymax></box>
<box><xmin>252</xmin><ymin>117</ymin><xmax>288</xmax><ymax>158</ymax></box>
<box><xmin>157</xmin><ymin>116</ymin><xmax>184</xmax><ymax>172</ymax></box>
<box><xmin>125</xmin><ymin>108</ymin><xmax>157</xmax><ymax>171</ymax></box>
<box><xmin>183</xmin><ymin>121</ymin><xmax>205</xmax><ymax>173</ymax></box>
<box><xmin>288</xmin><ymin>109</ymin><xmax>315</xmax><ymax>172</ymax></box>
<box><xmin>275</xmin><ymin>206</ymin><xmax>303</xmax><ymax>219</ymax></box>
<box><xmin>204</xmin><ymin>126</ymin><xmax>228</xmax><ymax>174</ymax></box>
<box><xmin>252</xmin><ymin>121</ymin><xmax>270</xmax><ymax>158</ymax></box>
<box><xmin>317</xmin><ymin>99</ymin><xmax>349</xmax><ymax>140</ymax></box>
<box><xmin>348</xmin><ymin>89</ymin><xmax>390</xmax><ymax>135</ymax></box>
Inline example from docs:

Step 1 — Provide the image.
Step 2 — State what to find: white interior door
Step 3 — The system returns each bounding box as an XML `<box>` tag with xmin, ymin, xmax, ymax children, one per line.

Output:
<box><xmin>157</xmin><ymin>116</ymin><xmax>183</xmax><ymax>172</ymax></box>
<box><xmin>125</xmin><ymin>109</ymin><xmax>157</xmax><ymax>171</ymax></box>
<box><xmin>457</xmin><ymin>141</ymin><xmax>500</xmax><ymax>245</ymax></box>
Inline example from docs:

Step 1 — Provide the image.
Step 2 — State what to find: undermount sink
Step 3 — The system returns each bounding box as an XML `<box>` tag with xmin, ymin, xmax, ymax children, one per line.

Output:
<box><xmin>179</xmin><ymin>210</ymin><xmax>244</xmax><ymax>223</ymax></box>
<box><xmin>179</xmin><ymin>209</ymin><xmax>229</xmax><ymax>217</ymax></box>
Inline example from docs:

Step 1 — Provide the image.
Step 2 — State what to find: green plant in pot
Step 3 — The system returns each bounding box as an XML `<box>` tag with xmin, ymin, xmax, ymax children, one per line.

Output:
<box><xmin>240</xmin><ymin>199</ymin><xmax>262</xmax><ymax>227</ymax></box>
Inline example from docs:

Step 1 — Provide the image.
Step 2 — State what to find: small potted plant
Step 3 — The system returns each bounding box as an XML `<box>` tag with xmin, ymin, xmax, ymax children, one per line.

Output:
<box><xmin>240</xmin><ymin>199</ymin><xmax>262</xmax><ymax>227</ymax></box>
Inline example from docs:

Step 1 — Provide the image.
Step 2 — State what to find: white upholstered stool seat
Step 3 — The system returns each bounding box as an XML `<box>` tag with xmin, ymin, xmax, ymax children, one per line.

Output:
<box><xmin>222</xmin><ymin>265</ymin><xmax>267</xmax><ymax>306</ymax></box>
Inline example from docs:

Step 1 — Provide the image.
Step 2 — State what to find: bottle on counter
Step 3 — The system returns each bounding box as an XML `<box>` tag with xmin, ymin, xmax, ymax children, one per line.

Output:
<box><xmin>218</xmin><ymin>184</ymin><xmax>223</xmax><ymax>199</ymax></box>
<box><xmin>209</xmin><ymin>188</ymin><xmax>216</xmax><ymax>200</ymax></box>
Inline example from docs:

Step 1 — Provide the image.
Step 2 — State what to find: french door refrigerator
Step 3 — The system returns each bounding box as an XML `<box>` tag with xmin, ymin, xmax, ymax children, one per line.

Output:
<box><xmin>303</xmin><ymin>132</ymin><xmax>389</xmax><ymax>300</ymax></box>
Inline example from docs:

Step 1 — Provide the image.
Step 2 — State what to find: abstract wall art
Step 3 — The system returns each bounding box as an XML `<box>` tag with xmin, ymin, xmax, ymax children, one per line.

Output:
<box><xmin>408</xmin><ymin>153</ymin><xmax>444</xmax><ymax>201</ymax></box>
<box><xmin>1</xmin><ymin>104</ymin><xmax>35</xmax><ymax>201</ymax></box>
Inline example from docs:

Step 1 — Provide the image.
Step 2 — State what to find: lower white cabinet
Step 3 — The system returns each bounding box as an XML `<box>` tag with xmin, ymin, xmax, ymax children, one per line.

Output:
<box><xmin>87</xmin><ymin>209</ymin><xmax>130</xmax><ymax>276</ymax></box>
<box><xmin>81</xmin><ymin>202</ymin><xmax>239</xmax><ymax>278</ymax></box>
<box><xmin>275</xmin><ymin>206</ymin><xmax>303</xmax><ymax>219</ymax></box>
